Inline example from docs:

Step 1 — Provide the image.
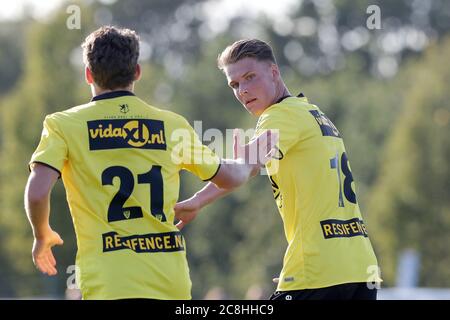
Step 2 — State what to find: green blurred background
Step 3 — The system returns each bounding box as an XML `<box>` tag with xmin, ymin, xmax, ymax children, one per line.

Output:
<box><xmin>0</xmin><ymin>0</ymin><xmax>449</xmax><ymax>299</ymax></box>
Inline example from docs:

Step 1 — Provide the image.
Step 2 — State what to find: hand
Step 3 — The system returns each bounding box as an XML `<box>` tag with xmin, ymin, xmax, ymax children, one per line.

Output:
<box><xmin>233</xmin><ymin>129</ymin><xmax>246</xmax><ymax>160</ymax></box>
<box><xmin>234</xmin><ymin>129</ymin><xmax>279</xmax><ymax>166</ymax></box>
<box><xmin>32</xmin><ymin>229</ymin><xmax>64</xmax><ymax>276</ymax></box>
<box><xmin>174</xmin><ymin>197</ymin><xmax>201</xmax><ymax>230</ymax></box>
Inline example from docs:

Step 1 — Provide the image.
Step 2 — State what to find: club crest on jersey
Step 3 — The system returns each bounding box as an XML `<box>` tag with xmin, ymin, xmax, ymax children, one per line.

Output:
<box><xmin>87</xmin><ymin>119</ymin><xmax>167</xmax><ymax>150</ymax></box>
<box><xmin>119</xmin><ymin>104</ymin><xmax>129</xmax><ymax>113</ymax></box>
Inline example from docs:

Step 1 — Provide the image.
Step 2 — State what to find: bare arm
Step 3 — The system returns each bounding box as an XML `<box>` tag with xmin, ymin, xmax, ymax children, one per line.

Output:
<box><xmin>25</xmin><ymin>164</ymin><xmax>59</xmax><ymax>237</ymax></box>
<box><xmin>175</xmin><ymin>129</ymin><xmax>277</xmax><ymax>229</ymax></box>
<box><xmin>174</xmin><ymin>181</ymin><xmax>230</xmax><ymax>230</ymax></box>
<box><xmin>25</xmin><ymin>163</ymin><xmax>64</xmax><ymax>275</ymax></box>
<box><xmin>192</xmin><ymin>181</ymin><xmax>235</xmax><ymax>208</ymax></box>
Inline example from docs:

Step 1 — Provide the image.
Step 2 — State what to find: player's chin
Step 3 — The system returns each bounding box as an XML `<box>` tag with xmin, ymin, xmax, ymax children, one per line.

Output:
<box><xmin>249</xmin><ymin>107</ymin><xmax>264</xmax><ymax>117</ymax></box>
<box><xmin>243</xmin><ymin>104</ymin><xmax>258</xmax><ymax>116</ymax></box>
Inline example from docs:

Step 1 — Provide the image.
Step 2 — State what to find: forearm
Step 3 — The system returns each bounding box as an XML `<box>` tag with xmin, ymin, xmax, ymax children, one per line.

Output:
<box><xmin>228</xmin><ymin>160</ymin><xmax>260</xmax><ymax>185</ymax></box>
<box><xmin>193</xmin><ymin>161</ymin><xmax>260</xmax><ymax>208</ymax></box>
<box><xmin>192</xmin><ymin>182</ymin><xmax>235</xmax><ymax>209</ymax></box>
<box><xmin>25</xmin><ymin>182</ymin><xmax>50</xmax><ymax>238</ymax></box>
<box><xmin>212</xmin><ymin>160</ymin><xmax>260</xmax><ymax>189</ymax></box>
<box><xmin>25</xmin><ymin>195</ymin><xmax>52</xmax><ymax>239</ymax></box>
<box><xmin>24</xmin><ymin>165</ymin><xmax>59</xmax><ymax>238</ymax></box>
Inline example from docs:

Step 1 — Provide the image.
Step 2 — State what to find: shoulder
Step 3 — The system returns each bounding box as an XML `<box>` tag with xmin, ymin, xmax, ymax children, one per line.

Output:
<box><xmin>256</xmin><ymin>99</ymin><xmax>298</xmax><ymax>128</ymax></box>
<box><xmin>46</xmin><ymin>102</ymin><xmax>94</xmax><ymax>121</ymax></box>
<box><xmin>134</xmin><ymin>99</ymin><xmax>189</xmax><ymax>126</ymax></box>
<box><xmin>256</xmin><ymin>98</ymin><xmax>321</xmax><ymax>138</ymax></box>
<box><xmin>150</xmin><ymin>107</ymin><xmax>192</xmax><ymax>129</ymax></box>
<box><xmin>154</xmin><ymin>107</ymin><xmax>187</xmax><ymax>123</ymax></box>
<box><xmin>263</xmin><ymin>97</ymin><xmax>319</xmax><ymax>120</ymax></box>
<box><xmin>41</xmin><ymin>102</ymin><xmax>94</xmax><ymax>134</ymax></box>
<box><xmin>274</xmin><ymin>97</ymin><xmax>314</xmax><ymax>113</ymax></box>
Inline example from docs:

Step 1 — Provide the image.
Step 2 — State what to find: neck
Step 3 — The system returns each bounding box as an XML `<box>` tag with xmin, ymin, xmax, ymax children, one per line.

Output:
<box><xmin>91</xmin><ymin>84</ymin><xmax>134</xmax><ymax>97</ymax></box>
<box><xmin>272</xmin><ymin>81</ymin><xmax>291</xmax><ymax>105</ymax></box>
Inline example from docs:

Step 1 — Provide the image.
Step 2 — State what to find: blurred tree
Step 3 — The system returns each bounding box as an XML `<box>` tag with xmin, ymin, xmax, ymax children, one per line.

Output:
<box><xmin>0</xmin><ymin>7</ymin><xmax>92</xmax><ymax>297</ymax></box>
<box><xmin>219</xmin><ymin>0</ymin><xmax>450</xmax><ymax>79</ymax></box>
<box><xmin>92</xmin><ymin>0</ymin><xmax>209</xmax><ymax>68</ymax></box>
<box><xmin>0</xmin><ymin>22</ymin><xmax>25</xmax><ymax>95</ymax></box>
<box><xmin>367</xmin><ymin>37</ymin><xmax>450</xmax><ymax>287</ymax></box>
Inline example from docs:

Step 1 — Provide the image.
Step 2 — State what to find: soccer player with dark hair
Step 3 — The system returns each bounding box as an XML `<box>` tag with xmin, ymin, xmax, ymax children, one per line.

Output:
<box><xmin>175</xmin><ymin>39</ymin><xmax>382</xmax><ymax>300</ymax></box>
<box><xmin>24</xmin><ymin>28</ymin><xmax>276</xmax><ymax>300</ymax></box>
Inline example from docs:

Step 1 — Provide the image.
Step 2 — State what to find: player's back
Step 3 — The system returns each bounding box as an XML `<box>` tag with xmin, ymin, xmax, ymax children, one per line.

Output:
<box><xmin>34</xmin><ymin>91</ymin><xmax>195</xmax><ymax>299</ymax></box>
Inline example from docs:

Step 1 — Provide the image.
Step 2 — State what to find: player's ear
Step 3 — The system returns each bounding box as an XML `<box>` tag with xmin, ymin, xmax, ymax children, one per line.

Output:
<box><xmin>134</xmin><ymin>64</ymin><xmax>142</xmax><ymax>81</ymax></box>
<box><xmin>85</xmin><ymin>67</ymin><xmax>94</xmax><ymax>85</ymax></box>
<box><xmin>271</xmin><ymin>63</ymin><xmax>280</xmax><ymax>80</ymax></box>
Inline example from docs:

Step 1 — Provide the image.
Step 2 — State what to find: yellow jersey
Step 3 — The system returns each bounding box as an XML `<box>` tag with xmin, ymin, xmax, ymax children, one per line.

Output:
<box><xmin>255</xmin><ymin>94</ymin><xmax>381</xmax><ymax>291</ymax></box>
<box><xmin>30</xmin><ymin>91</ymin><xmax>220</xmax><ymax>299</ymax></box>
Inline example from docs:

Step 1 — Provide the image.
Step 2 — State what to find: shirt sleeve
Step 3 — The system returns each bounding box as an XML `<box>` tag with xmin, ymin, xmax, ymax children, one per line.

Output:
<box><xmin>29</xmin><ymin>115</ymin><xmax>68</xmax><ymax>176</ymax></box>
<box><xmin>174</xmin><ymin>118</ymin><xmax>221</xmax><ymax>181</ymax></box>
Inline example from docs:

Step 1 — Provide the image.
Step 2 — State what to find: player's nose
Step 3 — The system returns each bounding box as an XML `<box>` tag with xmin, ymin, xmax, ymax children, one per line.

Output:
<box><xmin>238</xmin><ymin>85</ymin><xmax>249</xmax><ymax>97</ymax></box>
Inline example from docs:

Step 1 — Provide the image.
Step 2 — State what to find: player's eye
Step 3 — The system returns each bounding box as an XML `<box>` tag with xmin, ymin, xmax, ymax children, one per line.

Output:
<box><xmin>245</xmin><ymin>74</ymin><xmax>255</xmax><ymax>81</ymax></box>
<box><xmin>230</xmin><ymin>83</ymin><xmax>238</xmax><ymax>89</ymax></box>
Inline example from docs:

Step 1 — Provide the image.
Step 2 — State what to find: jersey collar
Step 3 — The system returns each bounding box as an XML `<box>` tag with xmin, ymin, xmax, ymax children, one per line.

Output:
<box><xmin>275</xmin><ymin>92</ymin><xmax>305</xmax><ymax>104</ymax></box>
<box><xmin>275</xmin><ymin>94</ymin><xmax>292</xmax><ymax>104</ymax></box>
<box><xmin>91</xmin><ymin>90</ymin><xmax>135</xmax><ymax>102</ymax></box>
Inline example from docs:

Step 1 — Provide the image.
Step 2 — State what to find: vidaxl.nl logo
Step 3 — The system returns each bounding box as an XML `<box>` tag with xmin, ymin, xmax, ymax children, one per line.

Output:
<box><xmin>87</xmin><ymin>119</ymin><xmax>167</xmax><ymax>150</ymax></box>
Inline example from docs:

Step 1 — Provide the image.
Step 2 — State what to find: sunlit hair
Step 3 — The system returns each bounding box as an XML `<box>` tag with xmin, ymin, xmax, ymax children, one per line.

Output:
<box><xmin>217</xmin><ymin>39</ymin><xmax>277</xmax><ymax>70</ymax></box>
<box><xmin>82</xmin><ymin>26</ymin><xmax>140</xmax><ymax>90</ymax></box>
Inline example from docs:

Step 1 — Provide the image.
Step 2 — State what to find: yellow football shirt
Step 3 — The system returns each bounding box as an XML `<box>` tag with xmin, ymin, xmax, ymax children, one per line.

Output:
<box><xmin>255</xmin><ymin>94</ymin><xmax>382</xmax><ymax>291</ymax></box>
<box><xmin>30</xmin><ymin>91</ymin><xmax>220</xmax><ymax>299</ymax></box>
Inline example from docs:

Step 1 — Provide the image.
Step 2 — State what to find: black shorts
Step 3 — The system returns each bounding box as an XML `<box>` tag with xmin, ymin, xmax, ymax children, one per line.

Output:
<box><xmin>270</xmin><ymin>282</ymin><xmax>377</xmax><ymax>300</ymax></box>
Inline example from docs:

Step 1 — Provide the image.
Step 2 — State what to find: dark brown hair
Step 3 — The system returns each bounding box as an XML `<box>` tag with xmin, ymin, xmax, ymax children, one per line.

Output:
<box><xmin>217</xmin><ymin>39</ymin><xmax>277</xmax><ymax>70</ymax></box>
<box><xmin>82</xmin><ymin>26</ymin><xmax>140</xmax><ymax>90</ymax></box>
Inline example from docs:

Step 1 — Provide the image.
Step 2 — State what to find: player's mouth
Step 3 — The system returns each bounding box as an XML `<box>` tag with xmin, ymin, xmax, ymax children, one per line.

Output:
<box><xmin>245</xmin><ymin>98</ymin><xmax>257</xmax><ymax>106</ymax></box>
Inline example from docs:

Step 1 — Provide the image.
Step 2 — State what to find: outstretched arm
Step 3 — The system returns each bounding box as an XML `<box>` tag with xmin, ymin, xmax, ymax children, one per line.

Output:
<box><xmin>25</xmin><ymin>163</ymin><xmax>64</xmax><ymax>276</ymax></box>
<box><xmin>174</xmin><ymin>181</ymin><xmax>233</xmax><ymax>230</ymax></box>
<box><xmin>175</xmin><ymin>129</ymin><xmax>277</xmax><ymax>229</ymax></box>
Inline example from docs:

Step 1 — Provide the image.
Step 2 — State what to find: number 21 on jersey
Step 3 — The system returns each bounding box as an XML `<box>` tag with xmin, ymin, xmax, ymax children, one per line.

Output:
<box><xmin>101</xmin><ymin>165</ymin><xmax>166</xmax><ymax>223</ymax></box>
